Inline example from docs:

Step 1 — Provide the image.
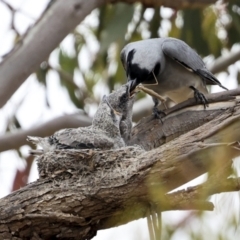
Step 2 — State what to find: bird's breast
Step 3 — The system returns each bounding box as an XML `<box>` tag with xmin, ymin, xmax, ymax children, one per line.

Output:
<box><xmin>144</xmin><ymin>56</ymin><xmax>208</xmax><ymax>104</ymax></box>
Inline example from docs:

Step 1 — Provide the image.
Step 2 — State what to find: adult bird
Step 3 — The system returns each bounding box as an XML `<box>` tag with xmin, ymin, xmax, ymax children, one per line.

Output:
<box><xmin>120</xmin><ymin>37</ymin><xmax>228</xmax><ymax>115</ymax></box>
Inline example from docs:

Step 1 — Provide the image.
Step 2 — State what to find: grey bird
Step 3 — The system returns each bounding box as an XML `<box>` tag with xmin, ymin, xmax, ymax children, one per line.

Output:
<box><xmin>107</xmin><ymin>84</ymin><xmax>135</xmax><ymax>144</ymax></box>
<box><xmin>27</xmin><ymin>84</ymin><xmax>135</xmax><ymax>154</ymax></box>
<box><xmin>120</xmin><ymin>37</ymin><xmax>228</xmax><ymax>114</ymax></box>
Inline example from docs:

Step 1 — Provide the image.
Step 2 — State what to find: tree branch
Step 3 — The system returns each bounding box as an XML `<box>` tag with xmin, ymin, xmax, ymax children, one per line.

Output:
<box><xmin>0</xmin><ymin>89</ymin><xmax>240</xmax><ymax>239</ymax></box>
<box><xmin>209</xmin><ymin>49</ymin><xmax>240</xmax><ymax>74</ymax></box>
<box><xmin>130</xmin><ymin>88</ymin><xmax>240</xmax><ymax>150</ymax></box>
<box><xmin>0</xmin><ymin>113</ymin><xmax>91</xmax><ymax>152</ymax></box>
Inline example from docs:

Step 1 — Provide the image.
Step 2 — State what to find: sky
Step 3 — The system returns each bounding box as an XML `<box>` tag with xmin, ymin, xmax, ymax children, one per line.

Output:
<box><xmin>0</xmin><ymin>1</ymin><xmax>240</xmax><ymax>239</ymax></box>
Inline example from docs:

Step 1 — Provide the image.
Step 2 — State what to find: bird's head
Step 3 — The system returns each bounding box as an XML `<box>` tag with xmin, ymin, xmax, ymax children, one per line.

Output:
<box><xmin>92</xmin><ymin>94</ymin><xmax>123</xmax><ymax>134</ymax></box>
<box><xmin>93</xmin><ymin>84</ymin><xmax>135</xmax><ymax>138</ymax></box>
<box><xmin>107</xmin><ymin>83</ymin><xmax>135</xmax><ymax>119</ymax></box>
<box><xmin>120</xmin><ymin>41</ymin><xmax>161</xmax><ymax>93</ymax></box>
<box><xmin>102</xmin><ymin>95</ymin><xmax>123</xmax><ymax>126</ymax></box>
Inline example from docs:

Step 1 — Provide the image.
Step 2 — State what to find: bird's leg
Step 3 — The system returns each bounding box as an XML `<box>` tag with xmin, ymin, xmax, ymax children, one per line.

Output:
<box><xmin>152</xmin><ymin>98</ymin><xmax>166</xmax><ymax>121</ymax></box>
<box><xmin>133</xmin><ymin>84</ymin><xmax>167</xmax><ymax>120</ymax></box>
<box><xmin>189</xmin><ymin>86</ymin><xmax>209</xmax><ymax>109</ymax></box>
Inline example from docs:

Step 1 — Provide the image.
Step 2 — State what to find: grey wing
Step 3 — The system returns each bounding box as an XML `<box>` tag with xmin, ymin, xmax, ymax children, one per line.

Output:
<box><xmin>162</xmin><ymin>38</ymin><xmax>228</xmax><ymax>89</ymax></box>
<box><xmin>49</xmin><ymin>128</ymin><xmax>114</xmax><ymax>150</ymax></box>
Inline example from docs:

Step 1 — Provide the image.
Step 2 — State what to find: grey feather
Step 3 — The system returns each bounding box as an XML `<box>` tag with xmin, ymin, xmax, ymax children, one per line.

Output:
<box><xmin>121</xmin><ymin>37</ymin><xmax>228</xmax><ymax>105</ymax></box>
<box><xmin>28</xmin><ymin>84</ymin><xmax>135</xmax><ymax>154</ymax></box>
<box><xmin>161</xmin><ymin>38</ymin><xmax>228</xmax><ymax>89</ymax></box>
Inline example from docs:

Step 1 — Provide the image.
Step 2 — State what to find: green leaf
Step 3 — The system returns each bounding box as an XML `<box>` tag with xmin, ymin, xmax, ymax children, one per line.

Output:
<box><xmin>98</xmin><ymin>3</ymin><xmax>134</xmax><ymax>54</ymax></box>
<box><xmin>168</xmin><ymin>11</ymin><xmax>181</xmax><ymax>38</ymax></box>
<box><xmin>35</xmin><ymin>61</ymin><xmax>49</xmax><ymax>86</ymax></box>
<box><xmin>57</xmin><ymin>48</ymin><xmax>86</xmax><ymax>108</ymax></box>
<box><xmin>58</xmin><ymin>49</ymin><xmax>78</xmax><ymax>75</ymax></box>
<box><xmin>227</xmin><ymin>1</ymin><xmax>240</xmax><ymax>48</ymax></box>
<box><xmin>202</xmin><ymin>7</ymin><xmax>222</xmax><ymax>57</ymax></box>
<box><xmin>181</xmin><ymin>9</ymin><xmax>210</xmax><ymax>56</ymax></box>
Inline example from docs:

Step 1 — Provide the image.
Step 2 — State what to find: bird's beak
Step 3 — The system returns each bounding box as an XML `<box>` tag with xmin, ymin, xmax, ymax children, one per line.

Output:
<box><xmin>127</xmin><ymin>78</ymin><xmax>138</xmax><ymax>96</ymax></box>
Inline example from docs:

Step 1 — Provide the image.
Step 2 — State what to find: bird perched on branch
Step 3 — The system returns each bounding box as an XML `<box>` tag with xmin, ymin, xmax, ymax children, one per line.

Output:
<box><xmin>120</xmin><ymin>37</ymin><xmax>228</xmax><ymax>116</ymax></box>
<box><xmin>28</xmin><ymin>84</ymin><xmax>135</xmax><ymax>154</ymax></box>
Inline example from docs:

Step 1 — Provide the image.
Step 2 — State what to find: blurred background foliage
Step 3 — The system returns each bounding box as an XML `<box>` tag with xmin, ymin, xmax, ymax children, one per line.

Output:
<box><xmin>34</xmin><ymin>1</ymin><xmax>240</xmax><ymax>111</ymax></box>
<box><xmin>1</xmin><ymin>0</ymin><xmax>240</xmax><ymax>239</ymax></box>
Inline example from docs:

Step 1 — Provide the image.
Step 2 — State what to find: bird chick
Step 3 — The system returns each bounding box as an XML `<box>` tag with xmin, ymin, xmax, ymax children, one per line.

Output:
<box><xmin>107</xmin><ymin>84</ymin><xmax>135</xmax><ymax>144</ymax></box>
<box><xmin>27</xmin><ymin>83</ymin><xmax>135</xmax><ymax>154</ymax></box>
<box><xmin>121</xmin><ymin>37</ymin><xmax>228</xmax><ymax>115</ymax></box>
<box><xmin>93</xmin><ymin>83</ymin><xmax>134</xmax><ymax>144</ymax></box>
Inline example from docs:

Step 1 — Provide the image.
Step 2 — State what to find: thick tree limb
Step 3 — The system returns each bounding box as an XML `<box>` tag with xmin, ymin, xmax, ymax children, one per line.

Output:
<box><xmin>130</xmin><ymin>88</ymin><xmax>240</xmax><ymax>149</ymax></box>
<box><xmin>0</xmin><ymin>89</ymin><xmax>240</xmax><ymax>239</ymax></box>
<box><xmin>0</xmin><ymin>113</ymin><xmax>91</xmax><ymax>152</ymax></box>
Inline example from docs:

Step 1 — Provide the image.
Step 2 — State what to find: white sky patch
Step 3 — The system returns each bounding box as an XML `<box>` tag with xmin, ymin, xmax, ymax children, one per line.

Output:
<box><xmin>46</xmin><ymin>70</ymin><xmax>78</xmax><ymax>115</ymax></box>
<box><xmin>49</xmin><ymin>48</ymin><xmax>60</xmax><ymax>68</ymax></box>
<box><xmin>175</xmin><ymin>11</ymin><xmax>183</xmax><ymax>28</ymax></box>
<box><xmin>161</xmin><ymin>7</ymin><xmax>173</xmax><ymax>18</ymax></box>
<box><xmin>93</xmin><ymin>218</ymin><xmax>149</xmax><ymax>240</ymax></box>
<box><xmin>144</xmin><ymin>8</ymin><xmax>154</xmax><ymax>22</ymax></box>
<box><xmin>78</xmin><ymin>44</ymin><xmax>92</xmax><ymax>72</ymax></box>
<box><xmin>60</xmin><ymin>34</ymin><xmax>76</xmax><ymax>58</ymax></box>
<box><xmin>0</xmin><ymin>29</ymin><xmax>14</xmax><ymax>58</ymax></box>
<box><xmin>0</xmin><ymin>151</ymin><xmax>23</xmax><ymax>198</ymax></box>
<box><xmin>74</xmin><ymin>68</ymin><xmax>86</xmax><ymax>89</ymax></box>
<box><xmin>28</xmin><ymin>159</ymin><xmax>39</xmax><ymax>183</ymax></box>
<box><xmin>159</xmin><ymin>19</ymin><xmax>171</xmax><ymax>37</ymax></box>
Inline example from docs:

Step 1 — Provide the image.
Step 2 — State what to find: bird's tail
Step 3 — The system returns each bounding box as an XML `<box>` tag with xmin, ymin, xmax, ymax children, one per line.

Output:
<box><xmin>196</xmin><ymin>69</ymin><xmax>228</xmax><ymax>91</ymax></box>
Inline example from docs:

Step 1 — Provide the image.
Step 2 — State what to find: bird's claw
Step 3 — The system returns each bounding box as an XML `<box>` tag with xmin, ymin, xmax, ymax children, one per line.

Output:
<box><xmin>190</xmin><ymin>86</ymin><xmax>209</xmax><ymax>109</ymax></box>
<box><xmin>153</xmin><ymin>107</ymin><xmax>166</xmax><ymax>122</ymax></box>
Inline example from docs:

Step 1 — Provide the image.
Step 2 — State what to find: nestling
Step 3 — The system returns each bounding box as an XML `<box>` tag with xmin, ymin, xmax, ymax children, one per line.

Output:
<box><xmin>27</xmin><ymin>83</ymin><xmax>135</xmax><ymax>154</ymax></box>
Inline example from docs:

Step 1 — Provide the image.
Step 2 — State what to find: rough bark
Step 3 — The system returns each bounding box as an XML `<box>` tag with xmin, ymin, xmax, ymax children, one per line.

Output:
<box><xmin>0</xmin><ymin>0</ymin><xmax>219</xmax><ymax>108</ymax></box>
<box><xmin>0</xmin><ymin>89</ymin><xmax>240</xmax><ymax>239</ymax></box>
